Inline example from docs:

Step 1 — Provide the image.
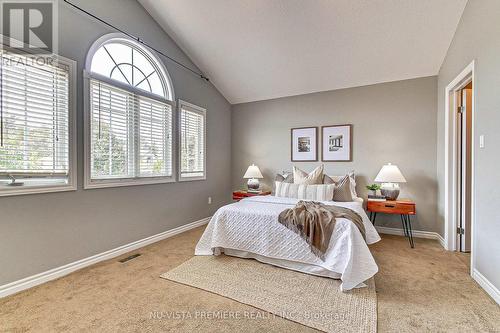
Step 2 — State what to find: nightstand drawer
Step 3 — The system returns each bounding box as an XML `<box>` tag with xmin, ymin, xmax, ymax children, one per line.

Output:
<box><xmin>367</xmin><ymin>200</ymin><xmax>416</xmax><ymax>215</ymax></box>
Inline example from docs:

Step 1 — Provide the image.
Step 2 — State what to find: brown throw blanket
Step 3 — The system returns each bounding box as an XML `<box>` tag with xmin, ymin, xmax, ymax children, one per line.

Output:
<box><xmin>278</xmin><ymin>201</ymin><xmax>366</xmax><ymax>260</ymax></box>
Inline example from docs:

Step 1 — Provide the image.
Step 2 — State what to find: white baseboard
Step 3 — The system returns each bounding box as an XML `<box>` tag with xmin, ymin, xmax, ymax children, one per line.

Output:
<box><xmin>0</xmin><ymin>217</ymin><xmax>211</xmax><ymax>299</ymax></box>
<box><xmin>375</xmin><ymin>226</ymin><xmax>446</xmax><ymax>248</ymax></box>
<box><xmin>472</xmin><ymin>269</ymin><xmax>500</xmax><ymax>305</ymax></box>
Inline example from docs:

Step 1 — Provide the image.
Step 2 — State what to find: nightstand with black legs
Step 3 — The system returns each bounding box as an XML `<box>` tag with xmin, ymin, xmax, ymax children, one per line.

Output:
<box><xmin>367</xmin><ymin>199</ymin><xmax>416</xmax><ymax>248</ymax></box>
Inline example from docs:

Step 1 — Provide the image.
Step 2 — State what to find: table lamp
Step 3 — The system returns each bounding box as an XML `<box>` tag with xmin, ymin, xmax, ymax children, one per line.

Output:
<box><xmin>374</xmin><ymin>163</ymin><xmax>406</xmax><ymax>200</ymax></box>
<box><xmin>243</xmin><ymin>164</ymin><xmax>263</xmax><ymax>192</ymax></box>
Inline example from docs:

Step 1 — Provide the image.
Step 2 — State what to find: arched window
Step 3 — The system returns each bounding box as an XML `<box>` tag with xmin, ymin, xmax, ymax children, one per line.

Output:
<box><xmin>84</xmin><ymin>34</ymin><xmax>175</xmax><ymax>188</ymax></box>
<box><xmin>88</xmin><ymin>37</ymin><xmax>173</xmax><ymax>100</ymax></box>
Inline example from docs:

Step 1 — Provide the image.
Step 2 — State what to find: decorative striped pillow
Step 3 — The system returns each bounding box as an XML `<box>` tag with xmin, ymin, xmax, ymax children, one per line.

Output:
<box><xmin>275</xmin><ymin>181</ymin><xmax>335</xmax><ymax>201</ymax></box>
<box><xmin>293</xmin><ymin>165</ymin><xmax>324</xmax><ymax>185</ymax></box>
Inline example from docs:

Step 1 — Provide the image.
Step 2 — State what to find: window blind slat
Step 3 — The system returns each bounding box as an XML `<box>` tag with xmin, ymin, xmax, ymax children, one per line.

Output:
<box><xmin>180</xmin><ymin>103</ymin><xmax>205</xmax><ymax>179</ymax></box>
<box><xmin>89</xmin><ymin>79</ymin><xmax>173</xmax><ymax>180</ymax></box>
<box><xmin>0</xmin><ymin>51</ymin><xmax>70</xmax><ymax>177</ymax></box>
<box><xmin>138</xmin><ymin>95</ymin><xmax>172</xmax><ymax>177</ymax></box>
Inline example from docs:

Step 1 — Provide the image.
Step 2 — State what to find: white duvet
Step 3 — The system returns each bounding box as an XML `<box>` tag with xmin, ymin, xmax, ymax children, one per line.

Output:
<box><xmin>195</xmin><ymin>195</ymin><xmax>381</xmax><ymax>291</ymax></box>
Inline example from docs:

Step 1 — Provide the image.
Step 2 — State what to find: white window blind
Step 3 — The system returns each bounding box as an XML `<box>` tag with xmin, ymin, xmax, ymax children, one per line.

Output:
<box><xmin>89</xmin><ymin>79</ymin><xmax>172</xmax><ymax>181</ymax></box>
<box><xmin>0</xmin><ymin>51</ymin><xmax>70</xmax><ymax>180</ymax></box>
<box><xmin>180</xmin><ymin>101</ymin><xmax>206</xmax><ymax>180</ymax></box>
<box><xmin>138</xmin><ymin>96</ymin><xmax>172</xmax><ymax>177</ymax></box>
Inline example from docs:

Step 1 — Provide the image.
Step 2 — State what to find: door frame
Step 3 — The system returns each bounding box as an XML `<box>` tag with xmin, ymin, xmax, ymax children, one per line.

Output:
<box><xmin>444</xmin><ymin>60</ymin><xmax>475</xmax><ymax>272</ymax></box>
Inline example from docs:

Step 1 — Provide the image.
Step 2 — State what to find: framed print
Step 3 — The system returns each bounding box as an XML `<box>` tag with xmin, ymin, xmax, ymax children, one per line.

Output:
<box><xmin>321</xmin><ymin>124</ymin><xmax>352</xmax><ymax>161</ymax></box>
<box><xmin>291</xmin><ymin>127</ymin><xmax>318</xmax><ymax>161</ymax></box>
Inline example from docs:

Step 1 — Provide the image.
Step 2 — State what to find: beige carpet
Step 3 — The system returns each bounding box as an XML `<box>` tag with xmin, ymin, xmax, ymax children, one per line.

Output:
<box><xmin>161</xmin><ymin>255</ymin><xmax>376</xmax><ymax>333</ymax></box>
<box><xmin>1</xmin><ymin>227</ymin><xmax>499</xmax><ymax>332</ymax></box>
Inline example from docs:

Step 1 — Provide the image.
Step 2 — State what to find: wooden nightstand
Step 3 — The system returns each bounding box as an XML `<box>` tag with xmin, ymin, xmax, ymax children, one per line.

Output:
<box><xmin>233</xmin><ymin>190</ymin><xmax>271</xmax><ymax>201</ymax></box>
<box><xmin>367</xmin><ymin>199</ymin><xmax>416</xmax><ymax>248</ymax></box>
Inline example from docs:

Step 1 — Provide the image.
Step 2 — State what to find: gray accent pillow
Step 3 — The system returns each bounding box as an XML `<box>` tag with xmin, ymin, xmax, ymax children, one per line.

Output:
<box><xmin>323</xmin><ymin>174</ymin><xmax>335</xmax><ymax>184</ymax></box>
<box><xmin>332</xmin><ymin>175</ymin><xmax>354</xmax><ymax>202</ymax></box>
<box><xmin>275</xmin><ymin>173</ymin><xmax>293</xmax><ymax>183</ymax></box>
<box><xmin>323</xmin><ymin>171</ymin><xmax>357</xmax><ymax>198</ymax></box>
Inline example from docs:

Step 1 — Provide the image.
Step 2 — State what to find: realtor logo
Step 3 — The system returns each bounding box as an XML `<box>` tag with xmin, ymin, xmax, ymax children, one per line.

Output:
<box><xmin>1</xmin><ymin>0</ymin><xmax>57</xmax><ymax>54</ymax></box>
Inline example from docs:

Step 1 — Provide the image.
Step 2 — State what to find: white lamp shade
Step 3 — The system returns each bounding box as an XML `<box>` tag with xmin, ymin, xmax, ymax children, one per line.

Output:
<box><xmin>243</xmin><ymin>164</ymin><xmax>263</xmax><ymax>179</ymax></box>
<box><xmin>374</xmin><ymin>163</ymin><xmax>406</xmax><ymax>183</ymax></box>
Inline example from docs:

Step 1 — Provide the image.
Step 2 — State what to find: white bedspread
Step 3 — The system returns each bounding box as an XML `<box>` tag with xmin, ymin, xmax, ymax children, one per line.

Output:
<box><xmin>195</xmin><ymin>195</ymin><xmax>381</xmax><ymax>291</ymax></box>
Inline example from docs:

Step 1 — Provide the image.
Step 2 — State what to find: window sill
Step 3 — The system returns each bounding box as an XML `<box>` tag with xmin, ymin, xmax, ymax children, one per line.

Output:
<box><xmin>178</xmin><ymin>175</ymin><xmax>207</xmax><ymax>182</ymax></box>
<box><xmin>0</xmin><ymin>183</ymin><xmax>76</xmax><ymax>197</ymax></box>
<box><xmin>84</xmin><ymin>176</ymin><xmax>175</xmax><ymax>189</ymax></box>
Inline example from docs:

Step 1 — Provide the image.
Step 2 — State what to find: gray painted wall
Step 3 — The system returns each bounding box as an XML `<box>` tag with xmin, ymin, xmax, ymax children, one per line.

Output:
<box><xmin>5</xmin><ymin>0</ymin><xmax>497</xmax><ymax>297</ymax></box>
<box><xmin>0</xmin><ymin>0</ymin><xmax>232</xmax><ymax>285</ymax></box>
<box><xmin>437</xmin><ymin>0</ymin><xmax>500</xmax><ymax>291</ymax></box>
<box><xmin>231</xmin><ymin>76</ymin><xmax>438</xmax><ymax>232</ymax></box>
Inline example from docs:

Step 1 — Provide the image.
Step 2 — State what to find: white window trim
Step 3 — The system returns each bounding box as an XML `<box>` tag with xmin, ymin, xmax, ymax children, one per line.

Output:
<box><xmin>84</xmin><ymin>33</ymin><xmax>175</xmax><ymax>101</ymax></box>
<box><xmin>83</xmin><ymin>33</ymin><xmax>176</xmax><ymax>189</ymax></box>
<box><xmin>178</xmin><ymin>99</ymin><xmax>207</xmax><ymax>182</ymax></box>
<box><xmin>0</xmin><ymin>38</ymin><xmax>77</xmax><ymax>197</ymax></box>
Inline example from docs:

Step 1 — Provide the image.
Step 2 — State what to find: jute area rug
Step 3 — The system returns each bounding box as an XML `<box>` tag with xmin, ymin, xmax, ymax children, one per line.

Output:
<box><xmin>160</xmin><ymin>255</ymin><xmax>377</xmax><ymax>333</ymax></box>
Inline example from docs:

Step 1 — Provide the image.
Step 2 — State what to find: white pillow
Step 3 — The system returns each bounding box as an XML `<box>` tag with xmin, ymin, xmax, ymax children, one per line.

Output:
<box><xmin>275</xmin><ymin>181</ymin><xmax>334</xmax><ymax>201</ymax></box>
<box><xmin>293</xmin><ymin>165</ymin><xmax>324</xmax><ymax>185</ymax></box>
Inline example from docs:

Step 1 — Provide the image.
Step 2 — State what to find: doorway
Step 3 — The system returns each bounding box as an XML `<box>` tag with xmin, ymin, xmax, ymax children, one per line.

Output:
<box><xmin>444</xmin><ymin>61</ymin><xmax>475</xmax><ymax>272</ymax></box>
<box><xmin>456</xmin><ymin>82</ymin><xmax>472</xmax><ymax>253</ymax></box>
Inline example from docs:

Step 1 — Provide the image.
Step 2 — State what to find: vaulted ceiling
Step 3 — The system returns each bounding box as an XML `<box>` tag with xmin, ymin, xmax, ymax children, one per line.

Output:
<box><xmin>139</xmin><ymin>0</ymin><xmax>467</xmax><ymax>104</ymax></box>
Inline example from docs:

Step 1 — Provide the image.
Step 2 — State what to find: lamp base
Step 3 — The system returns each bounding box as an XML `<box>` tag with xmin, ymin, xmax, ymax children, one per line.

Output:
<box><xmin>247</xmin><ymin>178</ymin><xmax>260</xmax><ymax>192</ymax></box>
<box><xmin>381</xmin><ymin>188</ymin><xmax>400</xmax><ymax>200</ymax></box>
<box><xmin>380</xmin><ymin>183</ymin><xmax>400</xmax><ymax>200</ymax></box>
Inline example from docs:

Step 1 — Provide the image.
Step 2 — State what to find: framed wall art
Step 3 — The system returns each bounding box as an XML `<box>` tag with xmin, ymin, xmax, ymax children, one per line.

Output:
<box><xmin>291</xmin><ymin>127</ymin><xmax>318</xmax><ymax>162</ymax></box>
<box><xmin>321</xmin><ymin>124</ymin><xmax>352</xmax><ymax>161</ymax></box>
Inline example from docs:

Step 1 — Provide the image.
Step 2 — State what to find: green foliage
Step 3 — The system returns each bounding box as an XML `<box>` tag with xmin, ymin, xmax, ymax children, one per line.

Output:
<box><xmin>92</xmin><ymin>122</ymin><xmax>127</xmax><ymax>176</ymax></box>
<box><xmin>92</xmin><ymin>121</ymin><xmax>165</xmax><ymax>176</ymax></box>
<box><xmin>366</xmin><ymin>184</ymin><xmax>381</xmax><ymax>191</ymax></box>
<box><xmin>0</xmin><ymin>117</ymin><xmax>53</xmax><ymax>172</ymax></box>
<box><xmin>141</xmin><ymin>141</ymin><xmax>164</xmax><ymax>174</ymax></box>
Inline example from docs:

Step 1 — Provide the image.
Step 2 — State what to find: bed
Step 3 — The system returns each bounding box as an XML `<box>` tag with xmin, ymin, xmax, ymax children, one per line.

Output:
<box><xmin>195</xmin><ymin>195</ymin><xmax>381</xmax><ymax>291</ymax></box>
